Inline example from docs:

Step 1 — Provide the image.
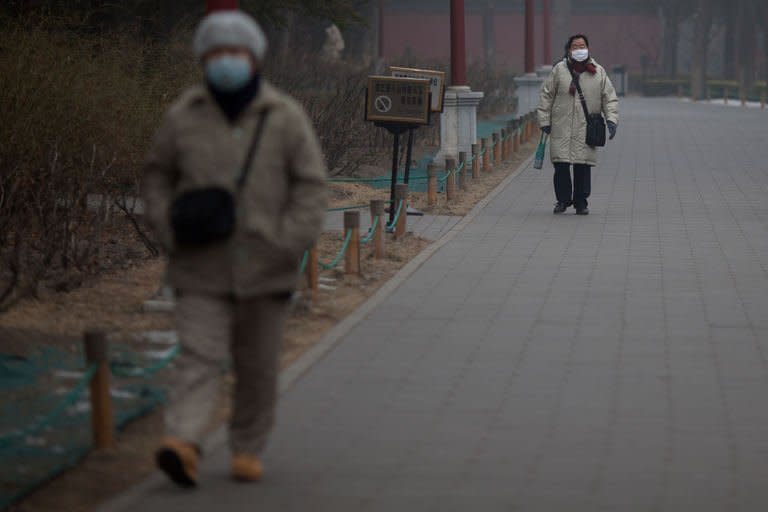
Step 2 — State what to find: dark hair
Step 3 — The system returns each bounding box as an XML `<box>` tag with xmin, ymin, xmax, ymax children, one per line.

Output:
<box><xmin>564</xmin><ymin>34</ymin><xmax>589</xmax><ymax>56</ymax></box>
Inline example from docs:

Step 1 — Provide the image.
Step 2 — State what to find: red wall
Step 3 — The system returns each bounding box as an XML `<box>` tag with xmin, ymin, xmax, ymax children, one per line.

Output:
<box><xmin>382</xmin><ymin>12</ymin><xmax>661</xmax><ymax>73</ymax></box>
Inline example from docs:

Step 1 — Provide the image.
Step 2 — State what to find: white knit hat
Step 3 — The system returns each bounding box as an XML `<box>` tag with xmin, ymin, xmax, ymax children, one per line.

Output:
<box><xmin>193</xmin><ymin>11</ymin><xmax>268</xmax><ymax>62</ymax></box>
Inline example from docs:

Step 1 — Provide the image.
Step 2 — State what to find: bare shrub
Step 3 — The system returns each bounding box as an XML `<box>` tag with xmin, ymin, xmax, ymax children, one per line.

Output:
<box><xmin>266</xmin><ymin>53</ymin><xmax>387</xmax><ymax>176</ymax></box>
<box><xmin>0</xmin><ymin>17</ymin><xmax>390</xmax><ymax>309</ymax></box>
<box><xmin>0</xmin><ymin>18</ymin><xmax>195</xmax><ymax>310</ymax></box>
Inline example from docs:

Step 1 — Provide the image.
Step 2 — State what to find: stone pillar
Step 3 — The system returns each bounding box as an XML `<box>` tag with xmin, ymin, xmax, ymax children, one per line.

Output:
<box><xmin>436</xmin><ymin>0</ymin><xmax>484</xmax><ymax>164</ymax></box>
<box><xmin>514</xmin><ymin>73</ymin><xmax>545</xmax><ymax>116</ymax></box>
<box><xmin>436</xmin><ymin>86</ymin><xmax>484</xmax><ymax>163</ymax></box>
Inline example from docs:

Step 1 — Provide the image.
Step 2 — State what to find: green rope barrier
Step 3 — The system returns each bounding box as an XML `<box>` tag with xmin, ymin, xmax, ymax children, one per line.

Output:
<box><xmin>326</xmin><ymin>204</ymin><xmax>369</xmax><ymax>212</ymax></box>
<box><xmin>0</xmin><ymin>364</ymin><xmax>97</xmax><ymax>451</ymax></box>
<box><xmin>328</xmin><ymin>176</ymin><xmax>391</xmax><ymax>184</ymax></box>
<box><xmin>438</xmin><ymin>161</ymin><xmax>465</xmax><ymax>184</ymax></box>
<box><xmin>110</xmin><ymin>345</ymin><xmax>179</xmax><ymax>379</ymax></box>
<box><xmin>319</xmin><ymin>229</ymin><xmax>353</xmax><ymax>270</ymax></box>
<box><xmin>360</xmin><ymin>216</ymin><xmax>379</xmax><ymax>245</ymax></box>
<box><xmin>386</xmin><ymin>200</ymin><xmax>405</xmax><ymax>230</ymax></box>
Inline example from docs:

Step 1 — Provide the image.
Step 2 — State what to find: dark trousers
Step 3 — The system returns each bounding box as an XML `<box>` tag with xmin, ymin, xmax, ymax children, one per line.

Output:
<box><xmin>554</xmin><ymin>163</ymin><xmax>591</xmax><ymax>209</ymax></box>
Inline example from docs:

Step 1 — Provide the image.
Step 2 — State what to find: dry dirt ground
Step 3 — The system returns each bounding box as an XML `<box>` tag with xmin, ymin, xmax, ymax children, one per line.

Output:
<box><xmin>3</xmin><ymin>141</ymin><xmax>534</xmax><ymax>512</ymax></box>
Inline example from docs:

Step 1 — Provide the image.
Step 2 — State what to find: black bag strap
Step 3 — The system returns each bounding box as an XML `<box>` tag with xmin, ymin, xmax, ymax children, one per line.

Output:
<box><xmin>571</xmin><ymin>70</ymin><xmax>591</xmax><ymax>120</ymax></box>
<box><xmin>236</xmin><ymin>108</ymin><xmax>271</xmax><ymax>189</ymax></box>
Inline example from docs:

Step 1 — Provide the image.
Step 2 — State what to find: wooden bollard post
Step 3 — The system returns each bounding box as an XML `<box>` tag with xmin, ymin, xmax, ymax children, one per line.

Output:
<box><xmin>524</xmin><ymin>116</ymin><xmax>530</xmax><ymax>141</ymax></box>
<box><xmin>85</xmin><ymin>331</ymin><xmax>114</xmax><ymax>450</ymax></box>
<box><xmin>520</xmin><ymin>114</ymin><xmax>530</xmax><ymax>144</ymax></box>
<box><xmin>471</xmin><ymin>143</ymin><xmax>480</xmax><ymax>179</ymax></box>
<box><xmin>740</xmin><ymin>89</ymin><xmax>746</xmax><ymax>107</ymax></box>
<box><xmin>458</xmin><ymin>151</ymin><xmax>467</xmax><ymax>190</ymax></box>
<box><xmin>513</xmin><ymin>120</ymin><xmax>520</xmax><ymax>153</ymax></box>
<box><xmin>394</xmin><ymin>183</ymin><xmax>408</xmax><ymax>239</ymax></box>
<box><xmin>344</xmin><ymin>211</ymin><xmax>360</xmax><ymax>275</ymax></box>
<box><xmin>370</xmin><ymin>199</ymin><xmax>385</xmax><ymax>260</ymax></box>
<box><xmin>481</xmin><ymin>138</ymin><xmax>490</xmax><ymax>173</ymax></box>
<box><xmin>521</xmin><ymin>116</ymin><xmax>528</xmax><ymax>142</ymax></box>
<box><xmin>427</xmin><ymin>163</ymin><xmax>438</xmax><ymax>207</ymax></box>
<box><xmin>307</xmin><ymin>246</ymin><xmax>319</xmax><ymax>293</ymax></box>
<box><xmin>502</xmin><ymin>129</ymin><xmax>509</xmax><ymax>161</ymax></box>
<box><xmin>492</xmin><ymin>133</ymin><xmax>501</xmax><ymax>166</ymax></box>
<box><xmin>529</xmin><ymin>113</ymin><xmax>536</xmax><ymax>140</ymax></box>
<box><xmin>517</xmin><ymin>118</ymin><xmax>524</xmax><ymax>147</ymax></box>
<box><xmin>761</xmin><ymin>88</ymin><xmax>766</xmax><ymax>109</ymax></box>
<box><xmin>506</xmin><ymin>121</ymin><xmax>514</xmax><ymax>156</ymax></box>
<box><xmin>445</xmin><ymin>157</ymin><xmax>456</xmax><ymax>202</ymax></box>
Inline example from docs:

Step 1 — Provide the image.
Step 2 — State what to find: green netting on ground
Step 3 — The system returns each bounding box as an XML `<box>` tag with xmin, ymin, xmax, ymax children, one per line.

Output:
<box><xmin>0</xmin><ymin>333</ymin><xmax>178</xmax><ymax>510</ymax></box>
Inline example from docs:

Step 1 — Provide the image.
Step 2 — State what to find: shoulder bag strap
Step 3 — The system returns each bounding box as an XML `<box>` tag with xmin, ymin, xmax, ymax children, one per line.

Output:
<box><xmin>236</xmin><ymin>108</ymin><xmax>271</xmax><ymax>189</ymax></box>
<box><xmin>571</xmin><ymin>71</ymin><xmax>591</xmax><ymax>120</ymax></box>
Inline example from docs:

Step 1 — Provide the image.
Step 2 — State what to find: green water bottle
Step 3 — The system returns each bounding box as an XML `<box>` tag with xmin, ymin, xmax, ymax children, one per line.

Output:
<box><xmin>534</xmin><ymin>132</ymin><xmax>549</xmax><ymax>170</ymax></box>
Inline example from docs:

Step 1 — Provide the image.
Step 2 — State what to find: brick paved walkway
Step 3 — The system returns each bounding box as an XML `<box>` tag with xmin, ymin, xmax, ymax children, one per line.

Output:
<box><xmin>103</xmin><ymin>98</ymin><xmax>768</xmax><ymax>511</ymax></box>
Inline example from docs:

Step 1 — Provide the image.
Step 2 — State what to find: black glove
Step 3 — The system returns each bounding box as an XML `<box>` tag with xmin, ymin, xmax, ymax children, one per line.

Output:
<box><xmin>607</xmin><ymin>121</ymin><xmax>617</xmax><ymax>140</ymax></box>
<box><xmin>541</xmin><ymin>126</ymin><xmax>551</xmax><ymax>135</ymax></box>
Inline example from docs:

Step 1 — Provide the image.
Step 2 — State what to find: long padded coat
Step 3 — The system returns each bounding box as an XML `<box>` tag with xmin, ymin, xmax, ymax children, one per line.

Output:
<box><xmin>537</xmin><ymin>58</ymin><xmax>619</xmax><ymax>166</ymax></box>
<box><xmin>142</xmin><ymin>81</ymin><xmax>328</xmax><ymax>297</ymax></box>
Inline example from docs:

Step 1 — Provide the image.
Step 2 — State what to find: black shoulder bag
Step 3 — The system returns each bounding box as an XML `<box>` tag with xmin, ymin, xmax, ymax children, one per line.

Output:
<box><xmin>572</xmin><ymin>73</ymin><xmax>606</xmax><ymax>148</ymax></box>
<box><xmin>170</xmin><ymin>109</ymin><xmax>271</xmax><ymax>247</ymax></box>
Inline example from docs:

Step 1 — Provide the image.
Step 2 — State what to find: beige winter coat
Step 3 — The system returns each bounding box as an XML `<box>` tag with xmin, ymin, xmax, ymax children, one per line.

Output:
<box><xmin>142</xmin><ymin>80</ymin><xmax>327</xmax><ymax>297</ymax></box>
<box><xmin>537</xmin><ymin>58</ymin><xmax>619</xmax><ymax>166</ymax></box>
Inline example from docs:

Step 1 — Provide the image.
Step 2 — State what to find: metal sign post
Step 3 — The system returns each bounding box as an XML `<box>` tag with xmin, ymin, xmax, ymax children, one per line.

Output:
<box><xmin>366</xmin><ymin>76</ymin><xmax>431</xmax><ymax>225</ymax></box>
<box><xmin>387</xmin><ymin>68</ymin><xmax>446</xmax><ymax>216</ymax></box>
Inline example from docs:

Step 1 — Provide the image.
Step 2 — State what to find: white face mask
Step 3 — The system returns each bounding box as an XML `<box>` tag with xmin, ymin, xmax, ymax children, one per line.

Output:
<box><xmin>571</xmin><ymin>49</ymin><xmax>589</xmax><ymax>62</ymax></box>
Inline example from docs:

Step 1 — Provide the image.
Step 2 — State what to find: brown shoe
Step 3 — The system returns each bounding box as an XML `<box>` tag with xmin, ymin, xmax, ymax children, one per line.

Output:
<box><xmin>155</xmin><ymin>437</ymin><xmax>201</xmax><ymax>488</ymax></box>
<box><xmin>231</xmin><ymin>454</ymin><xmax>264</xmax><ymax>482</ymax></box>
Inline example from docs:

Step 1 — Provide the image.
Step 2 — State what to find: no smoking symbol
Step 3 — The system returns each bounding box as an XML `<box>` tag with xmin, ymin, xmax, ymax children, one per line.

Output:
<box><xmin>374</xmin><ymin>95</ymin><xmax>392</xmax><ymax>113</ymax></box>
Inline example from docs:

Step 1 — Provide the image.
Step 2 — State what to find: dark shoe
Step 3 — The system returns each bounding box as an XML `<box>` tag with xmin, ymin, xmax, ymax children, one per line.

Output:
<box><xmin>155</xmin><ymin>437</ymin><xmax>201</xmax><ymax>488</ymax></box>
<box><xmin>575</xmin><ymin>206</ymin><xmax>589</xmax><ymax>215</ymax></box>
<box><xmin>553</xmin><ymin>202</ymin><xmax>568</xmax><ymax>214</ymax></box>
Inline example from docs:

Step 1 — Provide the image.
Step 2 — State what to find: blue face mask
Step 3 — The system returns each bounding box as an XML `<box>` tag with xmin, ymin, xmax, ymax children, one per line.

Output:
<box><xmin>205</xmin><ymin>55</ymin><xmax>253</xmax><ymax>93</ymax></box>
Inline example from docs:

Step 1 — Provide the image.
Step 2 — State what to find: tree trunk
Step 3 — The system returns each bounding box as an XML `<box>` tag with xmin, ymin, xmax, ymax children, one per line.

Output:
<box><xmin>690</xmin><ymin>0</ymin><xmax>713</xmax><ymax>101</ymax></box>
<box><xmin>482</xmin><ymin>1</ymin><xmax>496</xmax><ymax>72</ymax></box>
<box><xmin>662</xmin><ymin>5</ymin><xmax>680</xmax><ymax>77</ymax></box>
<box><xmin>736</xmin><ymin>0</ymin><xmax>756</xmax><ymax>99</ymax></box>
<box><xmin>552</xmin><ymin>0</ymin><xmax>571</xmax><ymax>60</ymax></box>
<box><xmin>724</xmin><ymin>5</ymin><xmax>737</xmax><ymax>80</ymax></box>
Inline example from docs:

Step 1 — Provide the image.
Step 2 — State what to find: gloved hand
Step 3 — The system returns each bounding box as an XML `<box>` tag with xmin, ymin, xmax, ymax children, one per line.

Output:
<box><xmin>607</xmin><ymin>121</ymin><xmax>617</xmax><ymax>140</ymax></box>
<box><xmin>541</xmin><ymin>126</ymin><xmax>551</xmax><ymax>135</ymax></box>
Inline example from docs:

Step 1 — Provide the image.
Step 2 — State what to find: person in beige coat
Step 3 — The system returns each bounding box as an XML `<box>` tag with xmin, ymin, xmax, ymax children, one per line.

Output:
<box><xmin>142</xmin><ymin>11</ymin><xmax>327</xmax><ymax>487</ymax></box>
<box><xmin>537</xmin><ymin>34</ymin><xmax>619</xmax><ymax>215</ymax></box>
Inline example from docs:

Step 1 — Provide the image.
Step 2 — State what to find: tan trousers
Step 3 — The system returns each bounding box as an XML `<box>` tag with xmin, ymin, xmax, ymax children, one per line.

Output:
<box><xmin>165</xmin><ymin>291</ymin><xmax>290</xmax><ymax>455</ymax></box>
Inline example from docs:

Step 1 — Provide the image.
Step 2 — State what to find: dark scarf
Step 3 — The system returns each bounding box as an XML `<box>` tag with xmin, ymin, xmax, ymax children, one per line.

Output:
<box><xmin>568</xmin><ymin>59</ymin><xmax>597</xmax><ymax>96</ymax></box>
<box><xmin>208</xmin><ymin>73</ymin><xmax>262</xmax><ymax>122</ymax></box>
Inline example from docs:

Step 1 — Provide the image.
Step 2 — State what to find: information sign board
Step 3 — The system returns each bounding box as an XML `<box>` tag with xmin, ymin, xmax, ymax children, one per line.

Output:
<box><xmin>389</xmin><ymin>66</ymin><xmax>446</xmax><ymax>113</ymax></box>
<box><xmin>365</xmin><ymin>76</ymin><xmax>431</xmax><ymax>125</ymax></box>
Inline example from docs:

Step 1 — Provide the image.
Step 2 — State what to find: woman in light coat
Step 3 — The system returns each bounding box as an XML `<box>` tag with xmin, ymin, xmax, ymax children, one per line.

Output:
<box><xmin>537</xmin><ymin>34</ymin><xmax>619</xmax><ymax>215</ymax></box>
